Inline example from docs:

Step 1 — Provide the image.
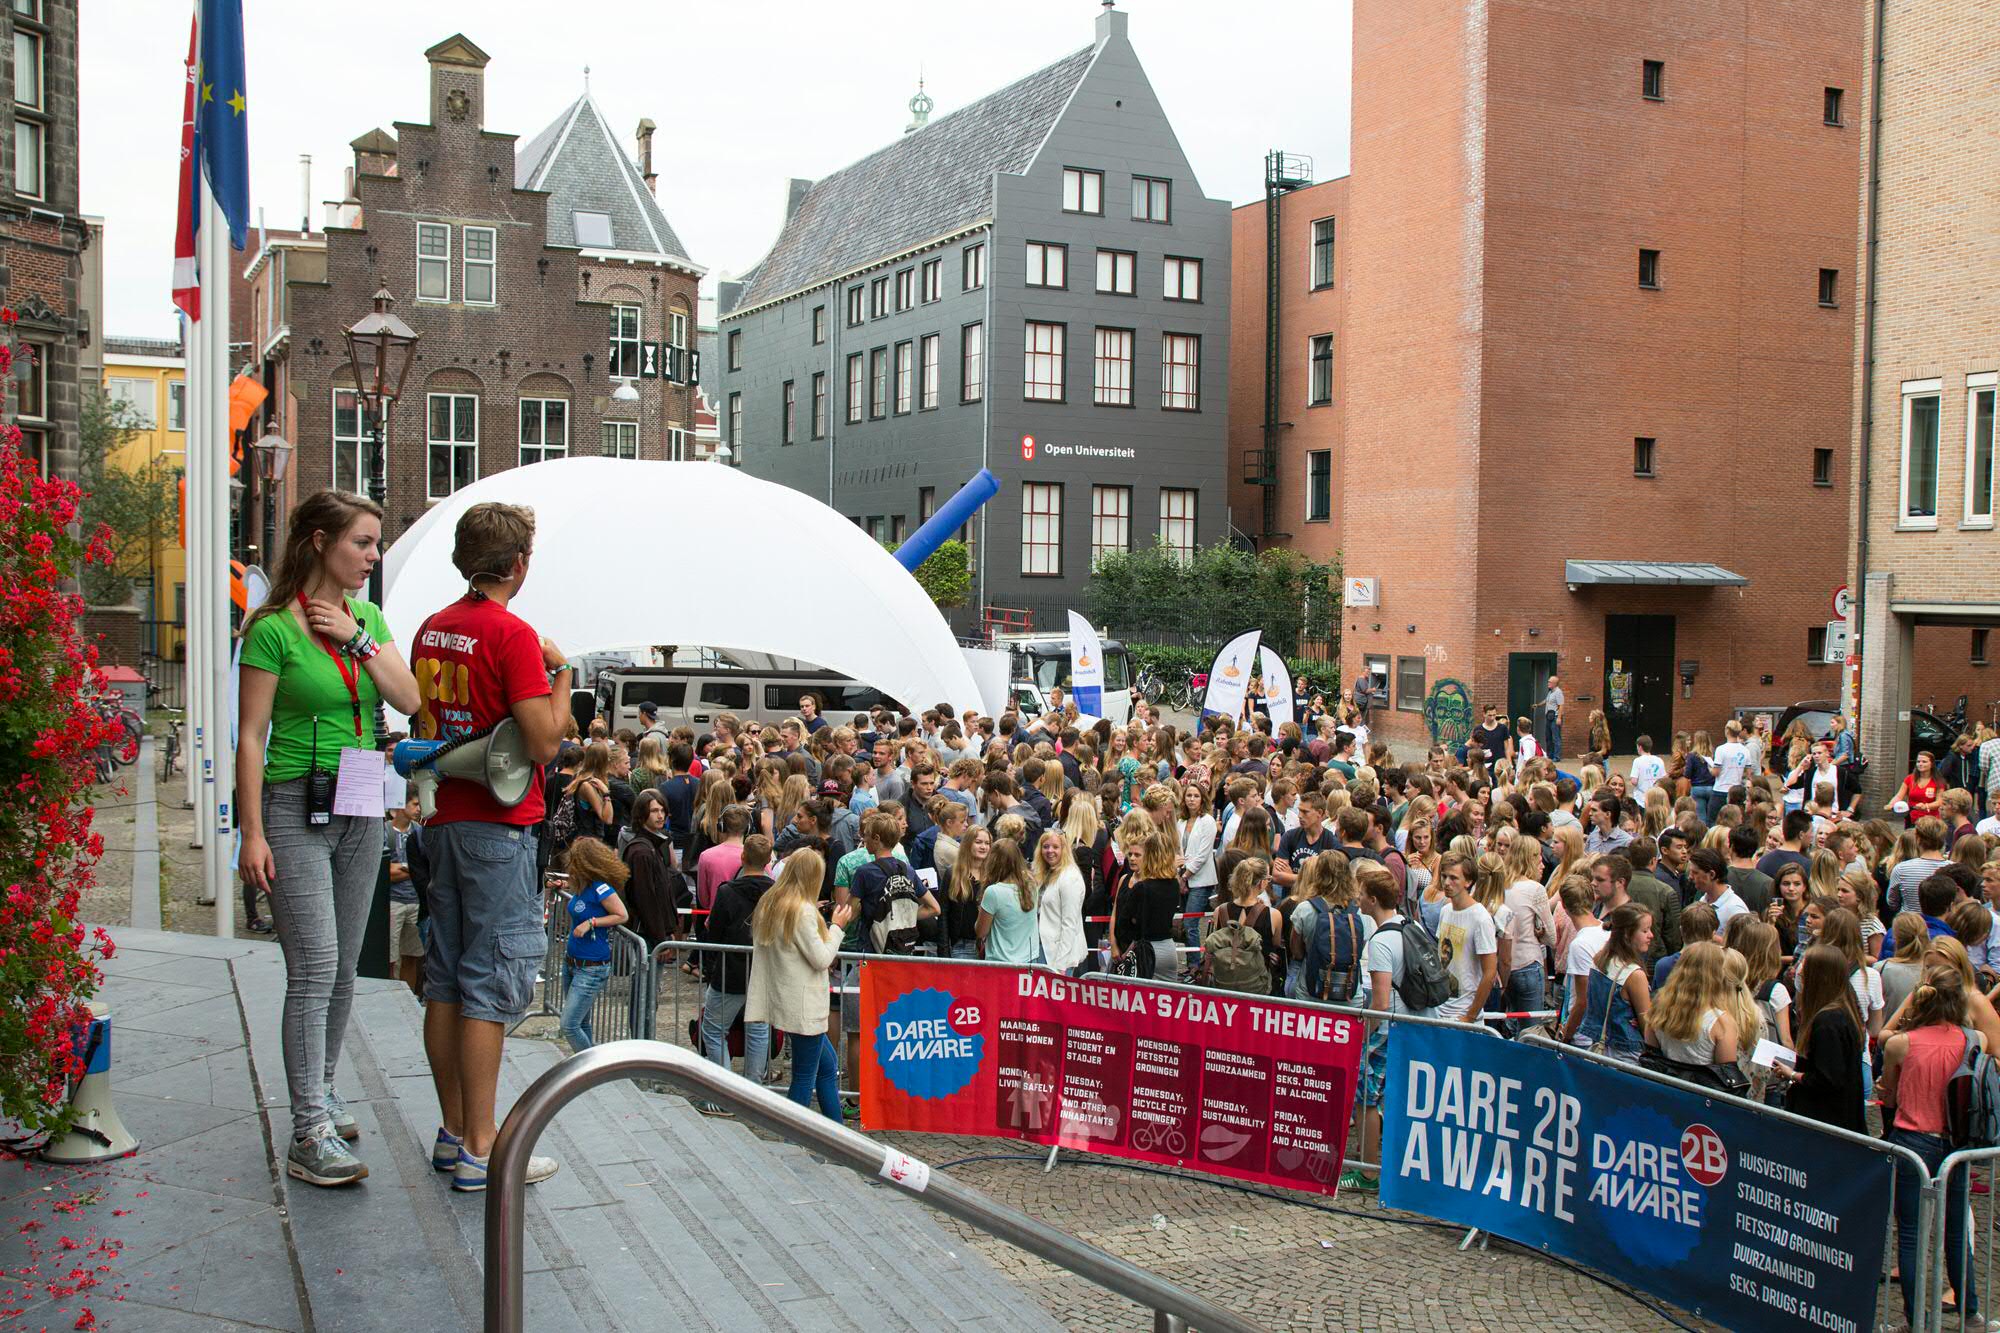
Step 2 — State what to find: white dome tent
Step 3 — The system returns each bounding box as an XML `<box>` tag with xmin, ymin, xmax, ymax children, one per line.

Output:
<box><xmin>380</xmin><ymin>458</ymin><xmax>984</xmax><ymax>714</ymax></box>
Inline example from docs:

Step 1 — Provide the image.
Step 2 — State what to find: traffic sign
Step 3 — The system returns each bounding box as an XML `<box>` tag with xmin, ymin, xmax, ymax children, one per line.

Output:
<box><xmin>1832</xmin><ymin>585</ymin><xmax>1852</xmax><ymax>620</ymax></box>
<box><xmin>1825</xmin><ymin>620</ymin><xmax>1850</xmax><ymax>663</ymax></box>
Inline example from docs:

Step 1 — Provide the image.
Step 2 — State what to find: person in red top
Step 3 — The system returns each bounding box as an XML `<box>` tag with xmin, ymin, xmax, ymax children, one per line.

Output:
<box><xmin>411</xmin><ymin>502</ymin><xmax>573</xmax><ymax>1193</ymax></box>
<box><xmin>1887</xmin><ymin>749</ymin><xmax>1944</xmax><ymax>827</ymax></box>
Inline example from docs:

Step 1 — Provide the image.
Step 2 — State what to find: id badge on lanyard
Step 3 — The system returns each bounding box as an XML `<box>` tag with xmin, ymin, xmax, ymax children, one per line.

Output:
<box><xmin>301</xmin><ymin>594</ymin><xmax>365</xmax><ymax>825</ymax></box>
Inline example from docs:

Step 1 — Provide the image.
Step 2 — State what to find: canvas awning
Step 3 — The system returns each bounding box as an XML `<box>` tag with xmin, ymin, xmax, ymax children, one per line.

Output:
<box><xmin>1563</xmin><ymin>560</ymin><xmax>1748</xmax><ymax>588</ymax></box>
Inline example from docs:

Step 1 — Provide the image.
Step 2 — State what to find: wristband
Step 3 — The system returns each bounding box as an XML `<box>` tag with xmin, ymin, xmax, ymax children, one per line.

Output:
<box><xmin>343</xmin><ymin>628</ymin><xmax>380</xmax><ymax>661</ymax></box>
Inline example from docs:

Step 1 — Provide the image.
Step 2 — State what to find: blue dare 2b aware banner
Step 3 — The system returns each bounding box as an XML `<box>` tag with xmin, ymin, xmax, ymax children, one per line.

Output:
<box><xmin>1379</xmin><ymin>1025</ymin><xmax>1891</xmax><ymax>1333</ymax></box>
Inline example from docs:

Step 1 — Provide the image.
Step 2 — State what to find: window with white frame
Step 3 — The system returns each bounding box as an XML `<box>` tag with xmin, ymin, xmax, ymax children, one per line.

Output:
<box><xmin>167</xmin><ymin>379</ymin><xmax>186</xmax><ymax>431</ymax></box>
<box><xmin>963</xmin><ymin>242</ymin><xmax>985</xmax><ymax>290</ymax></box>
<box><xmin>105</xmin><ymin>377</ymin><xmax>155</xmax><ymax>428</ymax></box>
<box><xmin>1093</xmin><ymin>328</ymin><xmax>1133</xmax><ymax>406</ymax></box>
<box><xmin>782</xmin><ymin>379</ymin><xmax>796</xmax><ymax>444</ymax></box>
<box><xmin>12</xmin><ymin>21</ymin><xmax>42</xmax><ymax>200</ymax></box>
<box><xmin>1306</xmin><ymin>450</ymin><xmax>1331</xmax><ymax>522</ymax></box>
<box><xmin>668</xmin><ymin>427</ymin><xmax>689</xmax><ymax>461</ymax></box>
<box><xmin>416</xmin><ymin>223</ymin><xmax>450</xmax><ymax>301</ymax></box>
<box><xmin>1161</xmin><ymin>334</ymin><xmax>1200</xmax><ymax>410</ymax></box>
<box><xmin>868</xmin><ymin>348</ymin><xmax>887</xmax><ymax>418</ymax></box>
<box><xmin>518</xmin><ymin>398</ymin><xmax>567</xmax><ymax>465</ymax></box>
<box><xmin>846</xmin><ymin>353</ymin><xmax>864</xmax><ymax>423</ymax></box>
<box><xmin>812</xmin><ymin>371</ymin><xmax>827</xmax><ymax>438</ymax></box>
<box><xmin>671</xmin><ymin>309</ymin><xmax>690</xmax><ymax>349</ymax></box>
<box><xmin>1096</xmin><ymin>249</ymin><xmax>1135</xmax><ymax>296</ymax></box>
<box><xmin>15</xmin><ymin>338</ymin><xmax>45</xmax><ymax>468</ymax></box>
<box><xmin>1308</xmin><ymin>334</ymin><xmax>1333</xmax><ymax>405</ymax></box>
<box><xmin>922</xmin><ymin>258</ymin><xmax>941</xmax><ymax>303</ymax></box>
<box><xmin>919</xmin><ymin>334</ymin><xmax>939</xmax><ymax>410</ymax></box>
<box><xmin>1025</xmin><ymin>322</ymin><xmax>1065</xmax><ymax>401</ymax></box>
<box><xmin>1901</xmin><ymin>381</ymin><xmax>1942</xmax><ymax>524</ymax></box>
<box><xmin>894</xmin><ymin>342</ymin><xmax>913</xmax><ymax>414</ymax></box>
<box><xmin>961</xmin><ymin>323</ymin><xmax>984</xmax><ymax>403</ymax></box>
<box><xmin>1090</xmin><ymin>484</ymin><xmax>1130</xmax><ymax>567</ymax></box>
<box><xmin>1969</xmin><ymin>376</ymin><xmax>1996</xmax><ymax>526</ymax></box>
<box><xmin>896</xmin><ymin>268</ymin><xmax>914</xmax><ymax>311</ymax></box>
<box><xmin>572</xmin><ymin>211</ymin><xmax>614</xmax><ymax>247</ymax></box>
<box><xmin>1310</xmin><ymin>218</ymin><xmax>1335</xmax><ymax>289</ymax></box>
<box><xmin>426</xmin><ymin>393</ymin><xmax>478</xmax><ymax>498</ymax></box>
<box><xmin>1063</xmin><ymin>167</ymin><xmax>1104</xmax><ymax>215</ymax></box>
<box><xmin>601</xmin><ymin>420</ymin><xmax>638</xmax><ymax>460</ymax></box>
<box><xmin>332</xmin><ymin>388</ymin><xmax>364</xmax><ymax>493</ymax></box>
<box><xmin>610</xmin><ymin>305</ymin><xmax>641</xmax><ymax>379</ymax></box>
<box><xmin>1159</xmin><ymin>488</ymin><xmax>1196</xmax><ymax>561</ymax></box>
<box><xmin>846</xmin><ymin>285</ymin><xmax>864</xmax><ymax>326</ymax></box>
<box><xmin>808</xmin><ymin>305</ymin><xmax>823</xmax><ymax>346</ymax></box>
<box><xmin>1132</xmin><ymin>175</ymin><xmax>1171</xmax><ymax>223</ymax></box>
<box><xmin>870</xmin><ymin>276</ymin><xmax>890</xmax><ymax>318</ymax></box>
<box><xmin>1021</xmin><ymin>482</ymin><xmax>1062</xmax><ymax>576</ymax></box>
<box><xmin>1025</xmin><ymin>242</ymin><xmax>1067</xmax><ymax>289</ymax></box>
<box><xmin>727</xmin><ymin>392</ymin><xmax>742</xmax><ymax>445</ymax></box>
<box><xmin>1163</xmin><ymin>255</ymin><xmax>1202</xmax><ymax>302</ymax></box>
<box><xmin>462</xmin><ymin>226</ymin><xmax>497</xmax><ymax>304</ymax></box>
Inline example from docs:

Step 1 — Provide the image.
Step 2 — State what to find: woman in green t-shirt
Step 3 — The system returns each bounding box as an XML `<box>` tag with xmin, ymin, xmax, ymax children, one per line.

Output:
<box><xmin>236</xmin><ymin>490</ymin><xmax>420</xmax><ymax>1188</ymax></box>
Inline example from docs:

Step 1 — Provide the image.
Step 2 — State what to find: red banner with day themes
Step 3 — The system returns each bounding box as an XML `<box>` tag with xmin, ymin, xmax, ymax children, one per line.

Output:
<box><xmin>858</xmin><ymin>961</ymin><xmax>1364</xmax><ymax>1196</ymax></box>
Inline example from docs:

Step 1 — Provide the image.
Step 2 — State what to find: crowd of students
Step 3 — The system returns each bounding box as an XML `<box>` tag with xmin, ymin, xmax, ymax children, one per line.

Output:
<box><xmin>528</xmin><ymin>680</ymin><xmax>2000</xmax><ymax>1323</ymax></box>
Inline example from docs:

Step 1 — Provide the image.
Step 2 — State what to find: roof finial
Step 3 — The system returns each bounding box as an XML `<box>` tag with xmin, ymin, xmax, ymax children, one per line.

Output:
<box><xmin>583</xmin><ymin>65</ymin><xmax>591</xmax><ymax>92</ymax></box>
<box><xmin>905</xmin><ymin>68</ymin><xmax>933</xmax><ymax>134</ymax></box>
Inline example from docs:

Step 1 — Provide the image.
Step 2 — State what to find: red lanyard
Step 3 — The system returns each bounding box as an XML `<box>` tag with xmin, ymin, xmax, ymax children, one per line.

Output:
<box><xmin>298</xmin><ymin>593</ymin><xmax>364</xmax><ymax>739</ymax></box>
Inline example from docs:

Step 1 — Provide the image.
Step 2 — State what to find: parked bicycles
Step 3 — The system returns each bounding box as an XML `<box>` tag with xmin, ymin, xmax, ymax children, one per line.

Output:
<box><xmin>159</xmin><ymin>708</ymin><xmax>184</xmax><ymax>781</ymax></box>
<box><xmin>94</xmin><ymin>694</ymin><xmax>143</xmax><ymax>768</ymax></box>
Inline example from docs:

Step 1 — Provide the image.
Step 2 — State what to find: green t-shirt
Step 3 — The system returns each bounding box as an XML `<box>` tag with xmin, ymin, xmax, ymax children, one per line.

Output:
<box><xmin>240</xmin><ymin>599</ymin><xmax>392</xmax><ymax>783</ymax></box>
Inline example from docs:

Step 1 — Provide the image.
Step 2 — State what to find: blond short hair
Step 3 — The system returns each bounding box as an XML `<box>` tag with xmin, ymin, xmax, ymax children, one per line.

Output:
<box><xmin>453</xmin><ymin>501</ymin><xmax>537</xmax><ymax>582</ymax></box>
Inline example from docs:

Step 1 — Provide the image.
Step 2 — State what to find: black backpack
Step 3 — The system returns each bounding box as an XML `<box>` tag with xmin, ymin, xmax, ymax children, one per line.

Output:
<box><xmin>1376</xmin><ymin>917</ymin><xmax>1455</xmax><ymax>1011</ymax></box>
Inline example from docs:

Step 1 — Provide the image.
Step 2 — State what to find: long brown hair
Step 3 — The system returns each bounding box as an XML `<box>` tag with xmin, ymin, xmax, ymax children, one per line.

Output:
<box><xmin>561</xmin><ymin>837</ymin><xmax>630</xmax><ymax>891</ymax></box>
<box><xmin>1791</xmin><ymin>945</ymin><xmax>1863</xmax><ymax>1058</ymax></box>
<box><xmin>241</xmin><ymin>489</ymin><xmax>383</xmax><ymax>635</ymax></box>
<box><xmin>984</xmin><ymin>837</ymin><xmax>1036</xmax><ymax>913</ymax></box>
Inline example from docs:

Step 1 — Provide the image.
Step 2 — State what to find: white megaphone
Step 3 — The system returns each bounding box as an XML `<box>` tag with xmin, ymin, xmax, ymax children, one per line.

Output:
<box><xmin>41</xmin><ymin>1001</ymin><xmax>137</xmax><ymax>1164</ymax></box>
<box><xmin>393</xmin><ymin>717</ymin><xmax>536</xmax><ymax>820</ymax></box>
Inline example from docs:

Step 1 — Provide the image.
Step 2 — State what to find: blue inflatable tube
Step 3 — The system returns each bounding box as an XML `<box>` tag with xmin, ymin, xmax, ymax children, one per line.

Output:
<box><xmin>895</xmin><ymin>468</ymin><xmax>1000</xmax><ymax>571</ymax></box>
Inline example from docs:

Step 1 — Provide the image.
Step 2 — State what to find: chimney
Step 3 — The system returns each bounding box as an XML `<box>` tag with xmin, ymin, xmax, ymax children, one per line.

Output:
<box><xmin>1095</xmin><ymin>0</ymin><xmax>1126</xmax><ymax>49</ymax></box>
<box><xmin>423</xmin><ymin>34</ymin><xmax>492</xmax><ymax>131</ymax></box>
<box><xmin>299</xmin><ymin>154</ymin><xmax>312</xmax><ymax>234</ymax></box>
<box><xmin>351</xmin><ymin>128</ymin><xmax>398</xmax><ymax>180</ymax></box>
<box><xmin>785</xmin><ymin>177</ymin><xmax>813</xmax><ymax>222</ymax></box>
<box><xmin>636</xmin><ymin>119</ymin><xmax>657</xmax><ymax>195</ymax></box>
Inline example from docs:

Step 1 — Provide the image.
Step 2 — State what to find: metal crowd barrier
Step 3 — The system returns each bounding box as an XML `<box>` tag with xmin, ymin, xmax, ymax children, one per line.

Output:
<box><xmin>1926</xmin><ymin>1146</ymin><xmax>2000</xmax><ymax>1333</ymax></box>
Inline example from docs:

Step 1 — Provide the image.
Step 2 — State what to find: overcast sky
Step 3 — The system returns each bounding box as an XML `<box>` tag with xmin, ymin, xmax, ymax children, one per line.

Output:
<box><xmin>81</xmin><ymin>0</ymin><xmax>1351</xmax><ymax>341</ymax></box>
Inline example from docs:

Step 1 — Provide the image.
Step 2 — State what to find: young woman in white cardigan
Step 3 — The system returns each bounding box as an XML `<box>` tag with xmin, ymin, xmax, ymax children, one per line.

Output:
<box><xmin>1033</xmin><ymin>829</ymin><xmax>1088</xmax><ymax>973</ymax></box>
<box><xmin>747</xmin><ymin>849</ymin><xmax>854</xmax><ymax>1120</ymax></box>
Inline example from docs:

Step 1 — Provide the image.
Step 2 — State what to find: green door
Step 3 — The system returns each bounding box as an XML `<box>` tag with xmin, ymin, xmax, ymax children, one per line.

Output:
<box><xmin>1508</xmin><ymin>652</ymin><xmax>1557</xmax><ymax>728</ymax></box>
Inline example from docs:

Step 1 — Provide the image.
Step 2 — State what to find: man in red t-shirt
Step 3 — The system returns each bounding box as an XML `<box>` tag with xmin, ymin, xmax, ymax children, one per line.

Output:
<box><xmin>410</xmin><ymin>502</ymin><xmax>573</xmax><ymax>1192</ymax></box>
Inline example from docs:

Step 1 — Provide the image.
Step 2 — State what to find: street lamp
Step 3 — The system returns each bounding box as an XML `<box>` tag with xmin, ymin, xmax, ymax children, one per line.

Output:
<box><xmin>611</xmin><ymin>379</ymin><xmax>639</xmax><ymax>404</ymax></box>
<box><xmin>252</xmin><ymin>430</ymin><xmax>293</xmax><ymax>566</ymax></box>
<box><xmin>341</xmin><ymin>286</ymin><xmax>420</xmax><ymax>602</ymax></box>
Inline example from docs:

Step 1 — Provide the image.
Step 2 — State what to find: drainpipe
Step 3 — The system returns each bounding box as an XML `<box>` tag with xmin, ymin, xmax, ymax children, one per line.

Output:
<box><xmin>1853</xmin><ymin>0</ymin><xmax>1888</xmax><ymax>739</ymax></box>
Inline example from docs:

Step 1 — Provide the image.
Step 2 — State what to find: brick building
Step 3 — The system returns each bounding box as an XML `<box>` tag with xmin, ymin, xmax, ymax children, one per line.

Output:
<box><xmin>251</xmin><ymin>35</ymin><xmax>702</xmax><ymax>547</ymax></box>
<box><xmin>0</xmin><ymin>0</ymin><xmax>87</xmax><ymax>480</ymax></box>
<box><xmin>1850</xmin><ymin>0</ymin><xmax>2000</xmax><ymax>799</ymax></box>
<box><xmin>720</xmin><ymin>5</ymin><xmax>1231</xmax><ymax>624</ymax></box>
<box><xmin>1229</xmin><ymin>0</ymin><xmax>1933</xmax><ymax>756</ymax></box>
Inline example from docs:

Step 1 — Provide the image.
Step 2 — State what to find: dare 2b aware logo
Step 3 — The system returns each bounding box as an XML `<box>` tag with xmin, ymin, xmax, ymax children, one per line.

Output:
<box><xmin>875</xmin><ymin>988</ymin><xmax>986</xmax><ymax>1099</ymax></box>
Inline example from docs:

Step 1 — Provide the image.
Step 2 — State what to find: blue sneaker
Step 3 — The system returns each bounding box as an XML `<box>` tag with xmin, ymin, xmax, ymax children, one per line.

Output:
<box><xmin>324</xmin><ymin>1088</ymin><xmax>359</xmax><ymax>1142</ymax></box>
<box><xmin>451</xmin><ymin>1146</ymin><xmax>559</xmax><ymax>1193</ymax></box>
<box><xmin>432</xmin><ymin>1127</ymin><xmax>463</xmax><ymax>1172</ymax></box>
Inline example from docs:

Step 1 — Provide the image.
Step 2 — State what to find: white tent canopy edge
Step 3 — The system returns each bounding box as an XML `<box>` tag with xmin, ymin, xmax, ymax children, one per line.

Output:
<box><xmin>380</xmin><ymin>458</ymin><xmax>984</xmax><ymax>716</ymax></box>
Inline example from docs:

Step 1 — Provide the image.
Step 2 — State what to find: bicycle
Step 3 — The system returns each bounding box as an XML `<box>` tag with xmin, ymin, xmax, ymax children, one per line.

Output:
<box><xmin>159</xmin><ymin>708</ymin><xmax>184</xmax><ymax>781</ymax></box>
<box><xmin>93</xmin><ymin>694</ymin><xmax>143</xmax><ymax>767</ymax></box>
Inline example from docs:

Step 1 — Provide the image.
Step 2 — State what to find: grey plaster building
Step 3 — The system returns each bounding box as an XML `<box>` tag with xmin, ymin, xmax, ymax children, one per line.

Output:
<box><xmin>719</xmin><ymin>5</ymin><xmax>1229</xmax><ymax>624</ymax></box>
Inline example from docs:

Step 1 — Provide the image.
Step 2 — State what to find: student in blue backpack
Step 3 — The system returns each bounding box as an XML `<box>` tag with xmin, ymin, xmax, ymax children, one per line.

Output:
<box><xmin>557</xmin><ymin>838</ymin><xmax>630</xmax><ymax>1054</ymax></box>
<box><xmin>1289</xmin><ymin>851</ymin><xmax>1365</xmax><ymax>1002</ymax></box>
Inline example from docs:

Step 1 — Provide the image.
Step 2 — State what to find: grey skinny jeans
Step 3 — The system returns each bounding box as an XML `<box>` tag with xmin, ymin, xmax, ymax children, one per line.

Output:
<box><xmin>262</xmin><ymin>778</ymin><xmax>380</xmax><ymax>1140</ymax></box>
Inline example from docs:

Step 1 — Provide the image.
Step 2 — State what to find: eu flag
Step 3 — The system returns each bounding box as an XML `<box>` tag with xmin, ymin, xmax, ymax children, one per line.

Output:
<box><xmin>195</xmin><ymin>0</ymin><xmax>249</xmax><ymax>250</ymax></box>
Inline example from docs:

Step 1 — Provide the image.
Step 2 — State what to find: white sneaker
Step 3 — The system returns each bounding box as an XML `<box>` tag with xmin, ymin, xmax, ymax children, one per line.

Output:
<box><xmin>451</xmin><ymin>1147</ymin><xmax>559</xmax><ymax>1192</ymax></box>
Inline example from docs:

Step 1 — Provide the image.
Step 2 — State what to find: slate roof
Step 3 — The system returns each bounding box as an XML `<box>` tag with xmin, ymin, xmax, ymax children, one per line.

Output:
<box><xmin>516</xmin><ymin>95</ymin><xmax>698</xmax><ymax>270</ymax></box>
<box><xmin>728</xmin><ymin>44</ymin><xmax>1096</xmax><ymax>313</ymax></box>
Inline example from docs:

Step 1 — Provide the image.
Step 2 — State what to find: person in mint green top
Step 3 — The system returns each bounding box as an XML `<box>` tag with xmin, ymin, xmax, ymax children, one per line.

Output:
<box><xmin>977</xmin><ymin>837</ymin><xmax>1044</xmax><ymax>964</ymax></box>
<box><xmin>236</xmin><ymin>491</ymin><xmax>420</xmax><ymax>1189</ymax></box>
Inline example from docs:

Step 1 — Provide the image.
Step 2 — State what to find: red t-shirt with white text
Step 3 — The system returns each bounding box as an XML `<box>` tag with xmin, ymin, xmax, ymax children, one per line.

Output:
<box><xmin>412</xmin><ymin>594</ymin><xmax>549</xmax><ymax>826</ymax></box>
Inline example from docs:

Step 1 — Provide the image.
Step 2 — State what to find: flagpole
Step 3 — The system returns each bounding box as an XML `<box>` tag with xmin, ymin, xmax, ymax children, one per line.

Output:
<box><xmin>203</xmin><ymin>176</ymin><xmax>236</xmax><ymax>936</ymax></box>
<box><xmin>181</xmin><ymin>317</ymin><xmax>205</xmax><ymax>827</ymax></box>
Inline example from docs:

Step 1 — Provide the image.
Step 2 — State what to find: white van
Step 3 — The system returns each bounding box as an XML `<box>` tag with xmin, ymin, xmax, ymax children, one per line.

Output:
<box><xmin>595</xmin><ymin>652</ymin><xmax>902</xmax><ymax>735</ymax></box>
<box><xmin>996</xmin><ymin>634</ymin><xmax>1135</xmax><ymax>725</ymax></box>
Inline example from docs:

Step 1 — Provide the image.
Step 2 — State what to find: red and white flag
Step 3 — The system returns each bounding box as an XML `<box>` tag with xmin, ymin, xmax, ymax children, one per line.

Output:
<box><xmin>170</xmin><ymin>10</ymin><xmax>199</xmax><ymax>321</ymax></box>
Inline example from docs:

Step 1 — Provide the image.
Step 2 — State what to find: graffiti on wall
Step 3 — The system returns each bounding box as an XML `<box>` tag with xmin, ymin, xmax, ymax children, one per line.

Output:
<box><xmin>1423</xmin><ymin>678</ymin><xmax>1475</xmax><ymax>749</ymax></box>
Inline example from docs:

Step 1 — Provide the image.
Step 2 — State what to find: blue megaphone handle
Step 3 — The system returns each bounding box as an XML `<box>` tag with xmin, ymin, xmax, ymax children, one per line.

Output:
<box><xmin>393</xmin><ymin>738</ymin><xmax>447</xmax><ymax>778</ymax></box>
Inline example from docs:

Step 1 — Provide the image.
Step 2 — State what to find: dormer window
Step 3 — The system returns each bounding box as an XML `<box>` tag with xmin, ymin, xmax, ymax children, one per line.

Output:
<box><xmin>573</xmin><ymin>211</ymin><xmax>614</xmax><ymax>247</ymax></box>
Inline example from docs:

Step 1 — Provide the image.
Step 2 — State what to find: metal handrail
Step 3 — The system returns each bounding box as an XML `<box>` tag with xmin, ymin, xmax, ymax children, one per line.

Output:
<box><xmin>483</xmin><ymin>1039</ymin><xmax>1266</xmax><ymax>1333</ymax></box>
